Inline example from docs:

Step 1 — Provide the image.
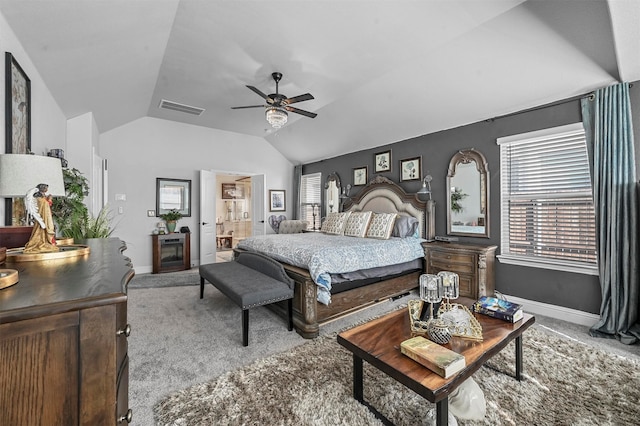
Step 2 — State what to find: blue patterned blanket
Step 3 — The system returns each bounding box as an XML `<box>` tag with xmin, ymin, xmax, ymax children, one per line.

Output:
<box><xmin>237</xmin><ymin>233</ymin><xmax>425</xmax><ymax>305</ymax></box>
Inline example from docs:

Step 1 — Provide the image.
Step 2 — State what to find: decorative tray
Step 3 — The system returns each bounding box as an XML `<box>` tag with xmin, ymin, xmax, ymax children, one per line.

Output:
<box><xmin>408</xmin><ymin>299</ymin><xmax>483</xmax><ymax>341</ymax></box>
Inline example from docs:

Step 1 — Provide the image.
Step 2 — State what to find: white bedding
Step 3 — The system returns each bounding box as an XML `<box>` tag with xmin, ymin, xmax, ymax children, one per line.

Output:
<box><xmin>237</xmin><ymin>232</ymin><xmax>425</xmax><ymax>305</ymax></box>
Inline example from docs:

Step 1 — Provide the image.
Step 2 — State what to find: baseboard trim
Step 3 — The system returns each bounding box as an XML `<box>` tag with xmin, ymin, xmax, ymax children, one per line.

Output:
<box><xmin>502</xmin><ymin>294</ymin><xmax>600</xmax><ymax>327</ymax></box>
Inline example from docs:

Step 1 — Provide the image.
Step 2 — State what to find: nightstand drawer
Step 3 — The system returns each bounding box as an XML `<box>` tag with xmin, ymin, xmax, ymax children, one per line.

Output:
<box><xmin>429</xmin><ymin>250</ymin><xmax>475</xmax><ymax>265</ymax></box>
<box><xmin>429</xmin><ymin>260</ymin><xmax>474</xmax><ymax>274</ymax></box>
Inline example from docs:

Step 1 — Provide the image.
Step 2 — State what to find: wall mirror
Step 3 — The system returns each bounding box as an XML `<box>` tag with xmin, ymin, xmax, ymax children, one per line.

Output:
<box><xmin>446</xmin><ymin>149</ymin><xmax>489</xmax><ymax>238</ymax></box>
<box><xmin>324</xmin><ymin>172</ymin><xmax>341</xmax><ymax>216</ymax></box>
<box><xmin>156</xmin><ymin>178</ymin><xmax>192</xmax><ymax>217</ymax></box>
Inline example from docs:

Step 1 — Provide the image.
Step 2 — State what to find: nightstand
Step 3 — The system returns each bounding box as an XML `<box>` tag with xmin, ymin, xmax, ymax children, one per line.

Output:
<box><xmin>422</xmin><ymin>241</ymin><xmax>497</xmax><ymax>299</ymax></box>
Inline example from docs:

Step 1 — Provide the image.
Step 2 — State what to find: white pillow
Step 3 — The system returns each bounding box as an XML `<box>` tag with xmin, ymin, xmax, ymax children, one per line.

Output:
<box><xmin>366</xmin><ymin>212</ymin><xmax>398</xmax><ymax>239</ymax></box>
<box><xmin>343</xmin><ymin>211</ymin><xmax>373</xmax><ymax>237</ymax></box>
<box><xmin>321</xmin><ymin>211</ymin><xmax>352</xmax><ymax>235</ymax></box>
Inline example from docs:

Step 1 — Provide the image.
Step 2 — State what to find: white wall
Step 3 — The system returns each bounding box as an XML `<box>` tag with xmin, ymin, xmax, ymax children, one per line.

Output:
<box><xmin>66</xmin><ymin>112</ymin><xmax>99</xmax><ymax>207</ymax></box>
<box><xmin>0</xmin><ymin>9</ymin><xmax>67</xmax><ymax>224</ymax></box>
<box><xmin>99</xmin><ymin>117</ymin><xmax>294</xmax><ymax>273</ymax></box>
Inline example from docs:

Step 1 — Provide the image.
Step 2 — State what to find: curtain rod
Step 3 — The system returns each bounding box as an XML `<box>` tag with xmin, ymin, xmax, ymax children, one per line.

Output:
<box><xmin>486</xmin><ymin>83</ymin><xmax>633</xmax><ymax>122</ymax></box>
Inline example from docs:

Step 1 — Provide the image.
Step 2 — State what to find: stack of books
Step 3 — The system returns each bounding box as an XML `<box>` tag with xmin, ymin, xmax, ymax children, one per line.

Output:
<box><xmin>400</xmin><ymin>336</ymin><xmax>466</xmax><ymax>378</ymax></box>
<box><xmin>472</xmin><ymin>296</ymin><xmax>524</xmax><ymax>323</ymax></box>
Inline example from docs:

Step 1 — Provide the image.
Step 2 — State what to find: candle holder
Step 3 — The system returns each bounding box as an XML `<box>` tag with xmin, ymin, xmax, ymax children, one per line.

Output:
<box><xmin>437</xmin><ymin>271</ymin><xmax>459</xmax><ymax>309</ymax></box>
<box><xmin>419</xmin><ymin>274</ymin><xmax>442</xmax><ymax>321</ymax></box>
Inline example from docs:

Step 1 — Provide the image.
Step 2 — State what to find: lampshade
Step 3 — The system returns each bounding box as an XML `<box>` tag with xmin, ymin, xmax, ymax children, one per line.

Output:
<box><xmin>265</xmin><ymin>106</ymin><xmax>288</xmax><ymax>128</ymax></box>
<box><xmin>0</xmin><ymin>154</ymin><xmax>65</xmax><ymax>197</ymax></box>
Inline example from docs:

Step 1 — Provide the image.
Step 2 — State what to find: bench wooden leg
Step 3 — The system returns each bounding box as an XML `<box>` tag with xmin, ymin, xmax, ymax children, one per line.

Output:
<box><xmin>287</xmin><ymin>299</ymin><xmax>293</xmax><ymax>331</ymax></box>
<box><xmin>242</xmin><ymin>309</ymin><xmax>249</xmax><ymax>346</ymax></box>
<box><xmin>200</xmin><ymin>277</ymin><xmax>205</xmax><ymax>299</ymax></box>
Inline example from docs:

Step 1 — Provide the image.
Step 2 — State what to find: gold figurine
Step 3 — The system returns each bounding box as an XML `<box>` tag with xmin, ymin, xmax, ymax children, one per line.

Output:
<box><xmin>23</xmin><ymin>183</ymin><xmax>60</xmax><ymax>253</ymax></box>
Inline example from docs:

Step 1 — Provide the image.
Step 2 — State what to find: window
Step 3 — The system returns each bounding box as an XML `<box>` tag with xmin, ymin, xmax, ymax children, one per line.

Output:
<box><xmin>497</xmin><ymin>123</ymin><xmax>598</xmax><ymax>275</ymax></box>
<box><xmin>299</xmin><ymin>172</ymin><xmax>322</xmax><ymax>230</ymax></box>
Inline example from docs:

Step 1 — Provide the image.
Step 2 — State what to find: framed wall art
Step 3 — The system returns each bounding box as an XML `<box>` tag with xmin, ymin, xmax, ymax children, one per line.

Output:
<box><xmin>374</xmin><ymin>150</ymin><xmax>391</xmax><ymax>173</ymax></box>
<box><xmin>222</xmin><ymin>183</ymin><xmax>245</xmax><ymax>199</ymax></box>
<box><xmin>4</xmin><ymin>52</ymin><xmax>31</xmax><ymax>225</ymax></box>
<box><xmin>353</xmin><ymin>166</ymin><xmax>368</xmax><ymax>186</ymax></box>
<box><xmin>156</xmin><ymin>178</ymin><xmax>192</xmax><ymax>217</ymax></box>
<box><xmin>269</xmin><ymin>189</ymin><xmax>286</xmax><ymax>212</ymax></box>
<box><xmin>400</xmin><ymin>156</ymin><xmax>421</xmax><ymax>181</ymax></box>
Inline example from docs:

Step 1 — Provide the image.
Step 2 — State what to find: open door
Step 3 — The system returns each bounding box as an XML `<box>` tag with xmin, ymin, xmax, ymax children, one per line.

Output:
<box><xmin>251</xmin><ymin>174</ymin><xmax>265</xmax><ymax>236</ymax></box>
<box><xmin>200</xmin><ymin>170</ymin><xmax>216</xmax><ymax>265</ymax></box>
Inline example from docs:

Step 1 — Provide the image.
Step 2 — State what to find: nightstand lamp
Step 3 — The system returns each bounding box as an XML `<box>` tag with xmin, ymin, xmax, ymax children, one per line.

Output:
<box><xmin>417</xmin><ymin>174</ymin><xmax>436</xmax><ymax>242</ymax></box>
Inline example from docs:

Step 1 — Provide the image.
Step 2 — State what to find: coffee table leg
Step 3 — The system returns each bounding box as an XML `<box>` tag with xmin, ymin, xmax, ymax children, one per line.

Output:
<box><xmin>353</xmin><ymin>355</ymin><xmax>363</xmax><ymax>401</ymax></box>
<box><xmin>436</xmin><ymin>398</ymin><xmax>448</xmax><ymax>426</ymax></box>
<box><xmin>515</xmin><ymin>335</ymin><xmax>523</xmax><ymax>381</ymax></box>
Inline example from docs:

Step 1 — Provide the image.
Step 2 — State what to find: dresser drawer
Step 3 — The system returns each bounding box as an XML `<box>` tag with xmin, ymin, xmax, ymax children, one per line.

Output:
<box><xmin>429</xmin><ymin>250</ymin><xmax>475</xmax><ymax>265</ymax></box>
<box><xmin>116</xmin><ymin>302</ymin><xmax>129</xmax><ymax>371</ymax></box>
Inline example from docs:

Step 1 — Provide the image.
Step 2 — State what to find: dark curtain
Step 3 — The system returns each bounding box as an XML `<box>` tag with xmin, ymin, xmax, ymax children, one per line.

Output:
<box><xmin>292</xmin><ymin>165</ymin><xmax>302</xmax><ymax>220</ymax></box>
<box><xmin>581</xmin><ymin>82</ymin><xmax>640</xmax><ymax>345</ymax></box>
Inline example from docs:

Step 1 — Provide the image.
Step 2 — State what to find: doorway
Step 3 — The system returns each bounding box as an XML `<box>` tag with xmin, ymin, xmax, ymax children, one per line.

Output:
<box><xmin>216</xmin><ymin>174</ymin><xmax>251</xmax><ymax>262</ymax></box>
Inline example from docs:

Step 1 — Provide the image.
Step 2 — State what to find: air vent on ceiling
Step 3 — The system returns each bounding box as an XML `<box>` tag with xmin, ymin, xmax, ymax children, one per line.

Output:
<box><xmin>159</xmin><ymin>99</ymin><xmax>205</xmax><ymax>116</ymax></box>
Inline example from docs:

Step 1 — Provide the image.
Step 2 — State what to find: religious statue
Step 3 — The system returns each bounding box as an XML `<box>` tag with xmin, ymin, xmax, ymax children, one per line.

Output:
<box><xmin>23</xmin><ymin>183</ymin><xmax>60</xmax><ymax>253</ymax></box>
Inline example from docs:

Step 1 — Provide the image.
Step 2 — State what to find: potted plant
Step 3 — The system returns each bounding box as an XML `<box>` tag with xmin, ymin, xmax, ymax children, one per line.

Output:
<box><xmin>450</xmin><ymin>188</ymin><xmax>469</xmax><ymax>214</ymax></box>
<box><xmin>160</xmin><ymin>209</ymin><xmax>182</xmax><ymax>233</ymax></box>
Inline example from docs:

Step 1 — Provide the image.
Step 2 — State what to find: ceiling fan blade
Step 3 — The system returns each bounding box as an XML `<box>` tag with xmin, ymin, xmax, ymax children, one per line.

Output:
<box><xmin>231</xmin><ymin>105</ymin><xmax>264</xmax><ymax>109</ymax></box>
<box><xmin>247</xmin><ymin>85</ymin><xmax>274</xmax><ymax>104</ymax></box>
<box><xmin>284</xmin><ymin>93</ymin><xmax>314</xmax><ymax>105</ymax></box>
<box><xmin>285</xmin><ymin>106</ymin><xmax>317</xmax><ymax>118</ymax></box>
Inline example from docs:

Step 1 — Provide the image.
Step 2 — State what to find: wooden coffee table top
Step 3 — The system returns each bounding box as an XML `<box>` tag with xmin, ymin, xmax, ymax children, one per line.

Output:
<box><xmin>337</xmin><ymin>297</ymin><xmax>535</xmax><ymax>403</ymax></box>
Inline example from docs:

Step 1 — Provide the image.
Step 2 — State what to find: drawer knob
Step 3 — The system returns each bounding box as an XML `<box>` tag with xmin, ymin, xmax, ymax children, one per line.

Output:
<box><xmin>117</xmin><ymin>324</ymin><xmax>131</xmax><ymax>337</ymax></box>
<box><xmin>118</xmin><ymin>409</ymin><xmax>133</xmax><ymax>424</ymax></box>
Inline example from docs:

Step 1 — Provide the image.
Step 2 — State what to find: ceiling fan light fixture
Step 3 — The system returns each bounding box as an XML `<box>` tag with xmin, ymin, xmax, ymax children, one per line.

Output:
<box><xmin>265</xmin><ymin>106</ymin><xmax>288</xmax><ymax>128</ymax></box>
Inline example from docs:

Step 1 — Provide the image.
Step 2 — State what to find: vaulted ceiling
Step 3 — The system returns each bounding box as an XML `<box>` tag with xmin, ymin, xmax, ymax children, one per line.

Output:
<box><xmin>1</xmin><ymin>0</ymin><xmax>638</xmax><ymax>164</ymax></box>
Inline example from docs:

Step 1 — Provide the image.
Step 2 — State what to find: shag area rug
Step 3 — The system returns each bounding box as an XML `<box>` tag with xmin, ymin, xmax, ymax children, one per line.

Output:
<box><xmin>154</xmin><ymin>326</ymin><xmax>640</xmax><ymax>425</ymax></box>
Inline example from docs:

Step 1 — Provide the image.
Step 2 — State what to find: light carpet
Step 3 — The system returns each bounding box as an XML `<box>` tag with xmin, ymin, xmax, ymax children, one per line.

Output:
<box><xmin>154</xmin><ymin>325</ymin><xmax>640</xmax><ymax>426</ymax></box>
<box><xmin>128</xmin><ymin>280</ymin><xmax>412</xmax><ymax>424</ymax></box>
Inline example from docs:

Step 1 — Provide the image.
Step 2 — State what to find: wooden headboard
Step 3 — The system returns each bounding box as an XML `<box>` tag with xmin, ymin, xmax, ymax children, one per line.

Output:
<box><xmin>343</xmin><ymin>176</ymin><xmax>426</xmax><ymax>237</ymax></box>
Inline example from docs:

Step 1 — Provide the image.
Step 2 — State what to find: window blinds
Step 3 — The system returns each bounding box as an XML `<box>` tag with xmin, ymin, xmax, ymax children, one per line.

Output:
<box><xmin>300</xmin><ymin>172</ymin><xmax>321</xmax><ymax>227</ymax></box>
<box><xmin>498</xmin><ymin>123</ymin><xmax>597</xmax><ymax>264</ymax></box>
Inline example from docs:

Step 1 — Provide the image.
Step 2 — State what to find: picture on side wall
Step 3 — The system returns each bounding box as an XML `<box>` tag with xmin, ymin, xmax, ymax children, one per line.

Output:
<box><xmin>400</xmin><ymin>156</ymin><xmax>421</xmax><ymax>181</ymax></box>
<box><xmin>353</xmin><ymin>166</ymin><xmax>368</xmax><ymax>186</ymax></box>
<box><xmin>4</xmin><ymin>52</ymin><xmax>31</xmax><ymax>226</ymax></box>
<box><xmin>269</xmin><ymin>190</ymin><xmax>286</xmax><ymax>211</ymax></box>
<box><xmin>374</xmin><ymin>150</ymin><xmax>391</xmax><ymax>173</ymax></box>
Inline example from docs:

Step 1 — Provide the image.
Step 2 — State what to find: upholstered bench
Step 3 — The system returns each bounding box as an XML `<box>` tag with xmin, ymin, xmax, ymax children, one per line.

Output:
<box><xmin>199</xmin><ymin>251</ymin><xmax>295</xmax><ymax>346</ymax></box>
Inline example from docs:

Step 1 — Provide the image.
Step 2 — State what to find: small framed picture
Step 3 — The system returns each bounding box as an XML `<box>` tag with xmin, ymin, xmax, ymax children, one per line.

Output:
<box><xmin>353</xmin><ymin>166</ymin><xmax>368</xmax><ymax>186</ymax></box>
<box><xmin>400</xmin><ymin>156</ymin><xmax>421</xmax><ymax>182</ymax></box>
<box><xmin>374</xmin><ymin>150</ymin><xmax>391</xmax><ymax>173</ymax></box>
<box><xmin>269</xmin><ymin>189</ymin><xmax>286</xmax><ymax>212</ymax></box>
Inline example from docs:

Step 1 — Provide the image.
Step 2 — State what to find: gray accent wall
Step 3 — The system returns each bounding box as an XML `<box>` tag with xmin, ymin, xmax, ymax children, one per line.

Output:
<box><xmin>303</xmin><ymin>81</ymin><xmax>640</xmax><ymax>314</ymax></box>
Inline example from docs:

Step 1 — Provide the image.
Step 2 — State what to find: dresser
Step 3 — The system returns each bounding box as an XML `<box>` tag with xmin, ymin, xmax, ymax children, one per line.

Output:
<box><xmin>422</xmin><ymin>241</ymin><xmax>497</xmax><ymax>299</ymax></box>
<box><xmin>0</xmin><ymin>238</ymin><xmax>134</xmax><ymax>425</ymax></box>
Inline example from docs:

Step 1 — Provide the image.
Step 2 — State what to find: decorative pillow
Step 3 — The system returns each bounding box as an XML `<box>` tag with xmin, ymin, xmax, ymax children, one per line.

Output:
<box><xmin>366</xmin><ymin>213</ymin><xmax>398</xmax><ymax>240</ymax></box>
<box><xmin>321</xmin><ymin>211</ymin><xmax>352</xmax><ymax>235</ymax></box>
<box><xmin>343</xmin><ymin>211</ymin><xmax>373</xmax><ymax>237</ymax></box>
<box><xmin>392</xmin><ymin>215</ymin><xmax>419</xmax><ymax>238</ymax></box>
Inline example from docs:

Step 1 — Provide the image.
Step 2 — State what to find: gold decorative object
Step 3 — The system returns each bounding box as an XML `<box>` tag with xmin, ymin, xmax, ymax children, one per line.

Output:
<box><xmin>6</xmin><ymin>244</ymin><xmax>91</xmax><ymax>262</ymax></box>
<box><xmin>56</xmin><ymin>237</ymin><xmax>74</xmax><ymax>245</ymax></box>
<box><xmin>408</xmin><ymin>299</ymin><xmax>483</xmax><ymax>341</ymax></box>
<box><xmin>0</xmin><ymin>269</ymin><xmax>19</xmax><ymax>289</ymax></box>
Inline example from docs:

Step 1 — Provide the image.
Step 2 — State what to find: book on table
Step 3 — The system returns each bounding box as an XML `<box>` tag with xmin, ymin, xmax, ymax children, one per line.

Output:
<box><xmin>472</xmin><ymin>296</ymin><xmax>524</xmax><ymax>323</ymax></box>
<box><xmin>400</xmin><ymin>336</ymin><xmax>466</xmax><ymax>379</ymax></box>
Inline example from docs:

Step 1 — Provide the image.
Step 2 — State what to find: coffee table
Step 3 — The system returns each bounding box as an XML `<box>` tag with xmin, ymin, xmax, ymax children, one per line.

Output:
<box><xmin>337</xmin><ymin>298</ymin><xmax>535</xmax><ymax>425</ymax></box>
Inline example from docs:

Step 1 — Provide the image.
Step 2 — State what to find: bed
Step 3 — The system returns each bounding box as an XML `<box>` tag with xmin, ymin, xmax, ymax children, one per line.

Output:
<box><xmin>236</xmin><ymin>176</ymin><xmax>431</xmax><ymax>338</ymax></box>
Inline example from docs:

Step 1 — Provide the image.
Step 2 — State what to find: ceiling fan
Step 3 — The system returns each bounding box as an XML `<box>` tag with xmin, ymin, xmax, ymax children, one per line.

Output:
<box><xmin>232</xmin><ymin>72</ymin><xmax>317</xmax><ymax>128</ymax></box>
